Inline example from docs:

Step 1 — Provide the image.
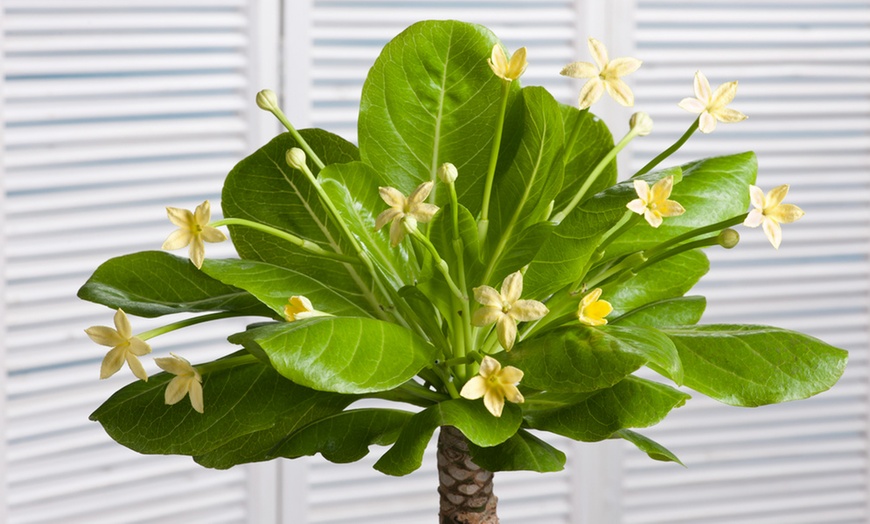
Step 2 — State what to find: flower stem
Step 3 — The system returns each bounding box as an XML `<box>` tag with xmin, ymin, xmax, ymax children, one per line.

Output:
<box><xmin>195</xmin><ymin>354</ymin><xmax>259</xmax><ymax>375</ymax></box>
<box><xmin>447</xmin><ymin>182</ymin><xmax>474</xmax><ymax>379</ymax></box>
<box><xmin>479</xmin><ymin>80</ymin><xmax>512</xmax><ymax>243</ymax></box>
<box><xmin>267</xmin><ymin>107</ymin><xmax>325</xmax><ymax>170</ymax></box>
<box><xmin>406</xmin><ymin>224</ymin><xmax>466</xmax><ymax>301</ymax></box>
<box><xmin>137</xmin><ymin>311</ymin><xmax>246</xmax><ymax>341</ymax></box>
<box><xmin>632</xmin><ymin>117</ymin><xmax>699</xmax><ymax>178</ymax></box>
<box><xmin>643</xmin><ymin>213</ymin><xmax>748</xmax><ymax>259</ymax></box>
<box><xmin>210</xmin><ymin>218</ymin><xmax>360</xmax><ymax>265</ymax></box>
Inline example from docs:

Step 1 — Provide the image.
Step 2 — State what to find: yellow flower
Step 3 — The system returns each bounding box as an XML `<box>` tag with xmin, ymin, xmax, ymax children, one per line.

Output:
<box><xmin>154</xmin><ymin>353</ymin><xmax>204</xmax><ymax>414</ymax></box>
<box><xmin>678</xmin><ymin>71</ymin><xmax>747</xmax><ymax>134</ymax></box>
<box><xmin>375</xmin><ymin>182</ymin><xmax>439</xmax><ymax>246</ymax></box>
<box><xmin>577</xmin><ymin>288</ymin><xmax>613</xmax><ymax>326</ymax></box>
<box><xmin>743</xmin><ymin>185</ymin><xmax>805</xmax><ymax>249</ymax></box>
<box><xmin>488</xmin><ymin>44</ymin><xmax>527</xmax><ymax>81</ymax></box>
<box><xmin>284</xmin><ymin>295</ymin><xmax>329</xmax><ymax>322</ymax></box>
<box><xmin>472</xmin><ymin>271</ymin><xmax>549</xmax><ymax>351</ymax></box>
<box><xmin>560</xmin><ymin>37</ymin><xmax>642</xmax><ymax>109</ymax></box>
<box><xmin>626</xmin><ymin>176</ymin><xmax>686</xmax><ymax>228</ymax></box>
<box><xmin>86</xmin><ymin>308</ymin><xmax>152</xmax><ymax>381</ymax></box>
<box><xmin>460</xmin><ymin>356</ymin><xmax>524</xmax><ymax>418</ymax></box>
<box><xmin>162</xmin><ymin>200</ymin><xmax>227</xmax><ymax>269</ymax></box>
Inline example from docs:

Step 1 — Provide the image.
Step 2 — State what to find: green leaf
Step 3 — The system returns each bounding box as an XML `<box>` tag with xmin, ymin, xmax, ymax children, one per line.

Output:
<box><xmin>274</xmin><ymin>408</ymin><xmax>414</xmax><ymax>463</ymax></box>
<box><xmin>610</xmin><ymin>152</ymin><xmax>758</xmax><ymax>257</ymax></box>
<box><xmin>524</xmin><ymin>376</ymin><xmax>690</xmax><ymax>442</ymax></box>
<box><xmin>90</xmin><ymin>359</ymin><xmax>353</xmax><ymax>457</ymax></box>
<box><xmin>603</xmin><ymin>250</ymin><xmax>709</xmax><ymax>317</ymax></box>
<box><xmin>600</xmin><ymin>325</ymin><xmax>683</xmax><ymax>384</ymax></box>
<box><xmin>614</xmin><ymin>296</ymin><xmax>706</xmax><ymax>327</ymax></box>
<box><xmin>488</xmin><ymin>221</ymin><xmax>554</xmax><ymax>286</ymax></box>
<box><xmin>429</xmin><ymin>203</ymin><xmax>483</xmax><ymax>292</ymax></box>
<box><xmin>468</xmin><ymin>429</ymin><xmax>566</xmax><ymax>473</ymax></box>
<box><xmin>78</xmin><ymin>251</ymin><xmax>274</xmax><ymax>318</ymax></box>
<box><xmin>359</xmin><ymin>20</ymin><xmax>515</xmax><ymax>213</ymax></box>
<box><xmin>398</xmin><ymin>285</ymin><xmax>450</xmax><ymax>353</ymax></box>
<box><xmin>374</xmin><ymin>400</ymin><xmax>522</xmax><ymax>476</ymax></box>
<box><xmin>221</xmin><ymin>129</ymin><xmax>387</xmax><ymax>319</ymax></box>
<box><xmin>663</xmin><ymin>325</ymin><xmax>848</xmax><ymax>407</ymax></box>
<box><xmin>554</xmin><ymin>105</ymin><xmax>617</xmax><ymax>211</ymax></box>
<box><xmin>231</xmin><ymin>317</ymin><xmax>438</xmax><ymax>394</ymax></box>
<box><xmin>201</xmin><ymin>258</ymin><xmax>372</xmax><ymax>319</ymax></box>
<box><xmin>615</xmin><ymin>429</ymin><xmax>683</xmax><ymax>466</ymax></box>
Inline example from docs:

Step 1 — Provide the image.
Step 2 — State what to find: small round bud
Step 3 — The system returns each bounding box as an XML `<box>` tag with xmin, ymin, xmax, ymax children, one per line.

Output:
<box><xmin>630</xmin><ymin>112</ymin><xmax>653</xmax><ymax>136</ymax></box>
<box><xmin>256</xmin><ymin>89</ymin><xmax>279</xmax><ymax>112</ymax></box>
<box><xmin>717</xmin><ymin>228</ymin><xmax>740</xmax><ymax>249</ymax></box>
<box><xmin>286</xmin><ymin>148</ymin><xmax>307</xmax><ymax>170</ymax></box>
<box><xmin>438</xmin><ymin>162</ymin><xmax>458</xmax><ymax>184</ymax></box>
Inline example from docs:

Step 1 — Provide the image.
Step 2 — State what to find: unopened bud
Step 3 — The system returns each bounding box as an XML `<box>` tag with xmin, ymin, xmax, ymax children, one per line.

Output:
<box><xmin>286</xmin><ymin>148</ymin><xmax>307</xmax><ymax>170</ymax></box>
<box><xmin>630</xmin><ymin>112</ymin><xmax>653</xmax><ymax>136</ymax></box>
<box><xmin>438</xmin><ymin>162</ymin><xmax>458</xmax><ymax>184</ymax></box>
<box><xmin>256</xmin><ymin>89</ymin><xmax>279</xmax><ymax>112</ymax></box>
<box><xmin>717</xmin><ymin>228</ymin><xmax>740</xmax><ymax>249</ymax></box>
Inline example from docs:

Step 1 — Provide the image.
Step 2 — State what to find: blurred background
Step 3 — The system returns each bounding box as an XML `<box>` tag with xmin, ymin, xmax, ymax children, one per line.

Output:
<box><xmin>1</xmin><ymin>0</ymin><xmax>869</xmax><ymax>522</ymax></box>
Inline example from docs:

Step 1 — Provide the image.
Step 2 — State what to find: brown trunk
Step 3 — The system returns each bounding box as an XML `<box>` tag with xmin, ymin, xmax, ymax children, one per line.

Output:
<box><xmin>437</xmin><ymin>426</ymin><xmax>499</xmax><ymax>523</ymax></box>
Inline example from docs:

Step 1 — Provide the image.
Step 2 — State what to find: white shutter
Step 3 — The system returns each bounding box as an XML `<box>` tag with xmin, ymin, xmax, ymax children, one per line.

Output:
<box><xmin>622</xmin><ymin>1</ymin><xmax>870</xmax><ymax>523</ymax></box>
<box><xmin>2</xmin><ymin>1</ymin><xmax>278</xmax><ymax>522</ymax></box>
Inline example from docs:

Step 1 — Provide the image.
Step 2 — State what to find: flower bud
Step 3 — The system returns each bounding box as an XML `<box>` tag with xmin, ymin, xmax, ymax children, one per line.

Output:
<box><xmin>286</xmin><ymin>148</ymin><xmax>307</xmax><ymax>170</ymax></box>
<box><xmin>438</xmin><ymin>162</ymin><xmax>458</xmax><ymax>184</ymax></box>
<box><xmin>630</xmin><ymin>112</ymin><xmax>653</xmax><ymax>136</ymax></box>
<box><xmin>717</xmin><ymin>228</ymin><xmax>740</xmax><ymax>249</ymax></box>
<box><xmin>256</xmin><ymin>89</ymin><xmax>279</xmax><ymax>112</ymax></box>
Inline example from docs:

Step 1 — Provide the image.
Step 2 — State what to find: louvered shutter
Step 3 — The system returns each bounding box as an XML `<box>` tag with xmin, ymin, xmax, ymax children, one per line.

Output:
<box><xmin>620</xmin><ymin>1</ymin><xmax>870</xmax><ymax>523</ymax></box>
<box><xmin>2</xmin><ymin>1</ymin><xmax>279</xmax><ymax>522</ymax></box>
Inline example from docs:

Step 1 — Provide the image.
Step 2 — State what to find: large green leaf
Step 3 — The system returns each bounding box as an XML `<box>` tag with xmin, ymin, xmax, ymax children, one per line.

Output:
<box><xmin>554</xmin><ymin>104</ymin><xmax>617</xmax><ymax>211</ymax></box>
<box><xmin>663</xmin><ymin>325</ymin><xmax>848</xmax><ymax>407</ymax></box>
<box><xmin>274</xmin><ymin>408</ymin><xmax>414</xmax><ymax>463</ymax></box>
<box><xmin>78</xmin><ymin>251</ymin><xmax>274</xmax><ymax>318</ymax></box>
<box><xmin>524</xmin><ymin>376</ymin><xmax>690</xmax><ymax>442</ymax></box>
<box><xmin>359</xmin><ymin>20</ymin><xmax>515</xmax><ymax>213</ymax></box>
<box><xmin>230</xmin><ymin>317</ymin><xmax>438</xmax><ymax>394</ymax></box>
<box><xmin>374</xmin><ymin>400</ymin><xmax>522</xmax><ymax>476</ymax></box>
<box><xmin>614</xmin><ymin>296</ymin><xmax>706</xmax><ymax>327</ymax></box>
<box><xmin>201</xmin><ymin>258</ymin><xmax>372</xmax><ymax>319</ymax></box>
<box><xmin>90</xmin><ymin>359</ymin><xmax>352</xmax><ymax>457</ymax></box>
<box><xmin>221</xmin><ymin>129</ymin><xmax>387</xmax><ymax>318</ymax></box>
<box><xmin>468</xmin><ymin>429</ymin><xmax>566</xmax><ymax>473</ymax></box>
<box><xmin>615</xmin><ymin>429</ymin><xmax>683</xmax><ymax>466</ymax></box>
<box><xmin>429</xmin><ymin>203</ymin><xmax>483</xmax><ymax>292</ymax></box>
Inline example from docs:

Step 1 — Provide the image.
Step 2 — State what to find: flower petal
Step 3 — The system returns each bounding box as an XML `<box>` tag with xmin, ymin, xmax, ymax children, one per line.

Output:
<box><xmin>378</xmin><ymin>186</ymin><xmax>405</xmax><ymax>208</ymax></box>
<box><xmin>577</xmin><ymin>79</ymin><xmax>604</xmax><ymax>110</ymax></box>
<box><xmin>507</xmin><ymin>47</ymin><xmax>528</xmax><ymax>80</ymax></box>
<box><xmin>560</xmin><ymin>61</ymin><xmax>597</xmax><ymax>79</ymax></box>
<box><xmin>410</xmin><ymin>203</ymin><xmax>439</xmax><ymax>223</ymax></box>
<box><xmin>479</xmin><ymin>355</ymin><xmax>502</xmax><ymax>378</ymax></box>
<box><xmin>501</xmin><ymin>384</ymin><xmax>524</xmax><ymax>405</ymax></box>
<box><xmin>375</xmin><ymin>208</ymin><xmax>401</xmax><ymax>230</ymax></box>
<box><xmin>472</xmin><ymin>306</ymin><xmax>502</xmax><ymax>327</ymax></box>
<box><xmin>608</xmin><ymin>57</ymin><xmax>642</xmax><ymax>77</ymax></box>
<box><xmin>126</xmin><ymin>353</ymin><xmax>149</xmax><ymax>382</ymax></box>
<box><xmin>678</xmin><ymin>97</ymin><xmax>705</xmax><ymax>114</ymax></box>
<box><xmin>743</xmin><ymin>208</ymin><xmax>764</xmax><ymax>228</ymax></box>
<box><xmin>499</xmin><ymin>365</ymin><xmax>524</xmax><ymax>384</ymax></box>
<box><xmin>585</xmin><ymin>300</ymin><xmax>613</xmax><ymax>320</ymax></box>
<box><xmin>650</xmin><ymin>176</ymin><xmax>674</xmax><ymax>202</ymax></box>
<box><xmin>128</xmin><ymin>337</ymin><xmax>152</xmax><ymax>357</ymax></box>
<box><xmin>711</xmin><ymin>80</ymin><xmax>739</xmax><ymax>107</ymax></box>
<box><xmin>501</xmin><ymin>271</ymin><xmax>524</xmax><ymax>304</ymax></box>
<box><xmin>693</xmin><ymin>71</ymin><xmax>712</xmax><ymax>102</ymax></box>
<box><xmin>587</xmin><ymin>37</ymin><xmax>609</xmax><ymax>70</ymax></box>
<box><xmin>166</xmin><ymin>207</ymin><xmax>194</xmax><ymax>228</ymax></box>
<box><xmin>497</xmin><ymin>314</ymin><xmax>518</xmax><ymax>350</ymax></box>
<box><xmin>200</xmin><ymin>226</ymin><xmax>227</xmax><ymax>243</ymax></box>
<box><xmin>604</xmin><ymin>78</ymin><xmax>635</xmax><ymax>107</ymax></box>
<box><xmin>164</xmin><ymin>376</ymin><xmax>190</xmax><ymax>405</ymax></box>
<box><xmin>113</xmin><ymin>308</ymin><xmax>132</xmax><ymax>338</ymax></box>
<box><xmin>766</xmin><ymin>184</ymin><xmax>790</xmax><ymax>208</ymax></box>
<box><xmin>644</xmin><ymin>209</ymin><xmax>663</xmax><ymax>228</ymax></box>
<box><xmin>389</xmin><ymin>218</ymin><xmax>405</xmax><ymax>247</ymax></box>
<box><xmin>763</xmin><ymin>217</ymin><xmax>783</xmax><ymax>249</ymax></box>
<box><xmin>769</xmin><ymin>204</ymin><xmax>805</xmax><ymax>224</ymax></box>
<box><xmin>85</xmin><ymin>326</ymin><xmax>125</xmax><ymax>347</ymax></box>
<box><xmin>488</xmin><ymin>45</ymin><xmax>509</xmax><ymax>78</ymax></box>
<box><xmin>162</xmin><ymin>229</ymin><xmax>192</xmax><ymax>251</ymax></box>
<box><xmin>473</xmin><ymin>285</ymin><xmax>502</xmax><ymax>308</ymax></box>
<box><xmin>714</xmin><ymin>107</ymin><xmax>747</xmax><ymax>123</ymax></box>
<box><xmin>408</xmin><ymin>181</ymin><xmax>433</xmax><ymax>204</ymax></box>
<box><xmin>698</xmin><ymin>111</ymin><xmax>717</xmax><ymax>133</ymax></box>
<box><xmin>100</xmin><ymin>346</ymin><xmax>127</xmax><ymax>379</ymax></box>
<box><xmin>460</xmin><ymin>376</ymin><xmax>487</xmax><ymax>400</ymax></box>
<box><xmin>189</xmin><ymin>236</ymin><xmax>206</xmax><ymax>269</ymax></box>
<box><xmin>657</xmin><ymin>200</ymin><xmax>686</xmax><ymax>218</ymax></box>
<box><xmin>749</xmin><ymin>185</ymin><xmax>766</xmax><ymax>210</ymax></box>
<box><xmin>581</xmin><ymin>288</ymin><xmax>603</xmax><ymax>306</ymax></box>
<box><xmin>194</xmin><ymin>200</ymin><xmax>211</xmax><ymax>226</ymax></box>
<box><xmin>510</xmin><ymin>299</ymin><xmax>549</xmax><ymax>322</ymax></box>
<box><xmin>483</xmin><ymin>388</ymin><xmax>505</xmax><ymax>417</ymax></box>
<box><xmin>626</xmin><ymin>198</ymin><xmax>647</xmax><ymax>215</ymax></box>
<box><xmin>155</xmin><ymin>353</ymin><xmax>194</xmax><ymax>376</ymax></box>
<box><xmin>188</xmin><ymin>379</ymin><xmax>205</xmax><ymax>413</ymax></box>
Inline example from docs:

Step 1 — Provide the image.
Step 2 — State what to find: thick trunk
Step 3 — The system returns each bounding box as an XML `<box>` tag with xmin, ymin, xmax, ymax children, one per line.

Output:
<box><xmin>437</xmin><ymin>426</ymin><xmax>499</xmax><ymax>523</ymax></box>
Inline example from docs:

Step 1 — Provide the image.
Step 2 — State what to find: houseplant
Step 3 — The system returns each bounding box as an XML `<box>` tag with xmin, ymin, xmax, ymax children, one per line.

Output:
<box><xmin>79</xmin><ymin>20</ymin><xmax>846</xmax><ymax>523</ymax></box>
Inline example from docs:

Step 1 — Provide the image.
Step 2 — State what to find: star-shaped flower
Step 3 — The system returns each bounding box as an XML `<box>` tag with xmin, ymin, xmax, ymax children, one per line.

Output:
<box><xmin>86</xmin><ymin>308</ymin><xmax>152</xmax><ymax>381</ymax></box>
<box><xmin>155</xmin><ymin>353</ymin><xmax>204</xmax><ymax>414</ymax></box>
<box><xmin>626</xmin><ymin>176</ymin><xmax>686</xmax><ymax>228</ymax></box>
<box><xmin>459</xmin><ymin>356</ymin><xmax>524</xmax><ymax>418</ymax></box>
<box><xmin>488</xmin><ymin>44</ymin><xmax>528</xmax><ymax>82</ymax></box>
<box><xmin>743</xmin><ymin>184</ymin><xmax>805</xmax><ymax>249</ymax></box>
<box><xmin>472</xmin><ymin>271</ymin><xmax>549</xmax><ymax>351</ymax></box>
<box><xmin>678</xmin><ymin>71</ymin><xmax>747</xmax><ymax>134</ymax></box>
<box><xmin>375</xmin><ymin>182</ymin><xmax>439</xmax><ymax>246</ymax></box>
<box><xmin>577</xmin><ymin>288</ymin><xmax>613</xmax><ymax>326</ymax></box>
<box><xmin>162</xmin><ymin>200</ymin><xmax>227</xmax><ymax>269</ymax></box>
<box><xmin>284</xmin><ymin>295</ymin><xmax>328</xmax><ymax>322</ymax></box>
<box><xmin>560</xmin><ymin>37</ymin><xmax>642</xmax><ymax>109</ymax></box>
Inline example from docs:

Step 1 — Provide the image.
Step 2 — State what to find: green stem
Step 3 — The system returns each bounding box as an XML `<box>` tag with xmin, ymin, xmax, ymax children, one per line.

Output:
<box><xmin>447</xmin><ymin>182</ymin><xmax>474</xmax><ymax>380</ymax></box>
<box><xmin>195</xmin><ymin>354</ymin><xmax>259</xmax><ymax>374</ymax></box>
<box><xmin>479</xmin><ymin>80</ymin><xmax>512</xmax><ymax>242</ymax></box>
<box><xmin>210</xmin><ymin>218</ymin><xmax>360</xmax><ymax>264</ymax></box>
<box><xmin>643</xmin><ymin>213</ymin><xmax>748</xmax><ymax>259</ymax></box>
<box><xmin>137</xmin><ymin>311</ymin><xmax>245</xmax><ymax>341</ymax></box>
<box><xmin>269</xmin><ymin>108</ymin><xmax>325</xmax><ymax>170</ymax></box>
<box><xmin>632</xmin><ymin>117</ymin><xmax>699</xmax><ymax>178</ymax></box>
<box><xmin>585</xmin><ymin>252</ymin><xmax>648</xmax><ymax>289</ymax></box>
<box><xmin>398</xmin><ymin>381</ymin><xmax>451</xmax><ymax>403</ymax></box>
<box><xmin>407</xmin><ymin>225</ymin><xmax>466</xmax><ymax>300</ymax></box>
<box><xmin>635</xmin><ymin>236</ymin><xmax>723</xmax><ymax>273</ymax></box>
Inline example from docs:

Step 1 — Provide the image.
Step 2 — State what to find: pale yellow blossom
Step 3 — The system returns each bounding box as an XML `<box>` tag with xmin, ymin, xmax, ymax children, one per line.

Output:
<box><xmin>375</xmin><ymin>182</ymin><xmax>439</xmax><ymax>246</ymax></box>
<box><xmin>577</xmin><ymin>288</ymin><xmax>613</xmax><ymax>326</ymax></box>
<box><xmin>460</xmin><ymin>356</ymin><xmax>524</xmax><ymax>418</ymax></box>
<box><xmin>472</xmin><ymin>271</ymin><xmax>549</xmax><ymax>351</ymax></box>
<box><xmin>626</xmin><ymin>176</ymin><xmax>685</xmax><ymax>228</ymax></box>
<box><xmin>678</xmin><ymin>71</ymin><xmax>747</xmax><ymax>133</ymax></box>
<box><xmin>743</xmin><ymin>185</ymin><xmax>804</xmax><ymax>249</ymax></box>
<box><xmin>155</xmin><ymin>353</ymin><xmax>204</xmax><ymax>414</ymax></box>
<box><xmin>162</xmin><ymin>200</ymin><xmax>226</xmax><ymax>269</ymax></box>
<box><xmin>86</xmin><ymin>308</ymin><xmax>151</xmax><ymax>381</ymax></box>
<box><xmin>488</xmin><ymin>45</ymin><xmax>528</xmax><ymax>82</ymax></box>
<box><xmin>284</xmin><ymin>295</ymin><xmax>330</xmax><ymax>322</ymax></box>
<box><xmin>560</xmin><ymin>37</ymin><xmax>642</xmax><ymax>109</ymax></box>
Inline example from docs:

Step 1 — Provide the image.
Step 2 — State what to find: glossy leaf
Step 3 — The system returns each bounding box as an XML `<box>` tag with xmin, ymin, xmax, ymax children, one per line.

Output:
<box><xmin>429</xmin><ymin>203</ymin><xmax>483</xmax><ymax>292</ymax></box>
<box><xmin>230</xmin><ymin>317</ymin><xmax>438</xmax><ymax>394</ymax></box>
<box><xmin>398</xmin><ymin>285</ymin><xmax>451</xmax><ymax>354</ymax></box>
<box><xmin>468</xmin><ymin>429</ymin><xmax>566</xmax><ymax>473</ymax></box>
<box><xmin>374</xmin><ymin>400</ymin><xmax>522</xmax><ymax>476</ymax></box>
<box><xmin>600</xmin><ymin>325</ymin><xmax>683</xmax><ymax>384</ymax></box>
<box><xmin>664</xmin><ymin>325</ymin><xmax>848</xmax><ymax>407</ymax></box>
<box><xmin>616</xmin><ymin>429</ymin><xmax>683</xmax><ymax>466</ymax></box>
<box><xmin>487</xmin><ymin>221</ymin><xmax>554</xmax><ymax>286</ymax></box>
<box><xmin>554</xmin><ymin>104</ymin><xmax>617</xmax><ymax>210</ymax></box>
<box><xmin>524</xmin><ymin>376</ymin><xmax>690</xmax><ymax>442</ymax></box>
<box><xmin>78</xmin><ymin>251</ymin><xmax>274</xmax><ymax>318</ymax></box>
<box><xmin>359</xmin><ymin>20</ymin><xmax>515</xmax><ymax>213</ymax></box>
<box><xmin>274</xmin><ymin>408</ymin><xmax>414</xmax><ymax>463</ymax></box>
<box><xmin>614</xmin><ymin>296</ymin><xmax>707</xmax><ymax>327</ymax></box>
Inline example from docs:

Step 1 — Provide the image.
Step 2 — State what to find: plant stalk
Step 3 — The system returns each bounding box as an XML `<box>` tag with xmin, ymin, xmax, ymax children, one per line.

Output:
<box><xmin>437</xmin><ymin>426</ymin><xmax>499</xmax><ymax>523</ymax></box>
